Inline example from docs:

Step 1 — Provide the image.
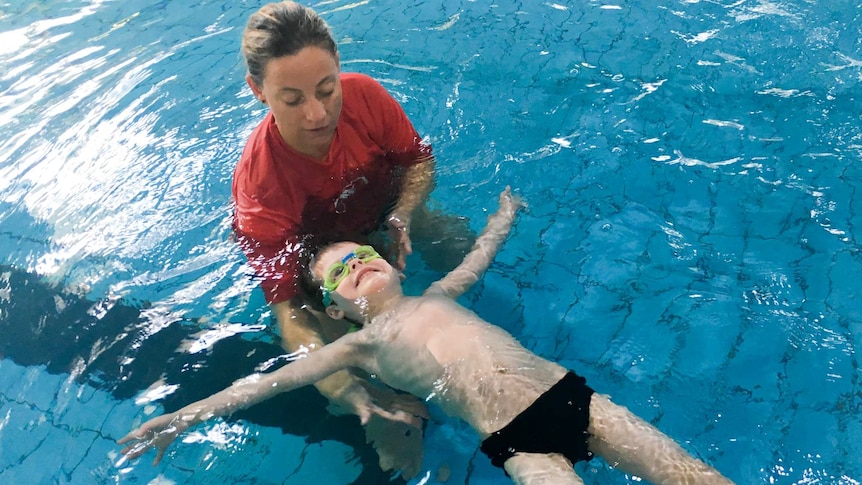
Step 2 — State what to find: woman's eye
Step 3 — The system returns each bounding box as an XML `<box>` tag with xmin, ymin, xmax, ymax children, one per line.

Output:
<box><xmin>318</xmin><ymin>90</ymin><xmax>334</xmax><ymax>99</ymax></box>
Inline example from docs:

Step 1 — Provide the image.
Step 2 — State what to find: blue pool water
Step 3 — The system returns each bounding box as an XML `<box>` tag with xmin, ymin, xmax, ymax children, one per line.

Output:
<box><xmin>1</xmin><ymin>0</ymin><xmax>860</xmax><ymax>483</ymax></box>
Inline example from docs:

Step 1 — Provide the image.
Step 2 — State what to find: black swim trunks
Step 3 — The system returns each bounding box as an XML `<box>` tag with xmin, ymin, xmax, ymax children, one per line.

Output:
<box><xmin>480</xmin><ymin>371</ymin><xmax>595</xmax><ymax>468</ymax></box>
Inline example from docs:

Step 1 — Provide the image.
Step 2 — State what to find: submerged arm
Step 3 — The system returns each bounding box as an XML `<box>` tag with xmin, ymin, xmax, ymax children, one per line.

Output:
<box><xmin>392</xmin><ymin>155</ymin><xmax>435</xmax><ymax>219</ymax></box>
<box><xmin>387</xmin><ymin>155</ymin><xmax>436</xmax><ymax>269</ymax></box>
<box><xmin>272</xmin><ymin>302</ymin><xmax>429</xmax><ymax>479</ymax></box>
<box><xmin>272</xmin><ymin>300</ymin><xmax>384</xmax><ymax>419</ymax></box>
<box><xmin>424</xmin><ymin>186</ymin><xmax>523</xmax><ymax>299</ymax></box>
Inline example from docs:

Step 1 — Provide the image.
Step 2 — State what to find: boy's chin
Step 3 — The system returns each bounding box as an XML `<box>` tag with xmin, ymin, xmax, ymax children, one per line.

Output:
<box><xmin>353</xmin><ymin>282</ymin><xmax>396</xmax><ymax>306</ymax></box>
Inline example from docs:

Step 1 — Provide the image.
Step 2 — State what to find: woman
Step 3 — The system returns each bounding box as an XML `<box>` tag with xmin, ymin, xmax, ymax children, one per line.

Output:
<box><xmin>232</xmin><ymin>1</ymin><xmax>436</xmax><ymax>478</ymax></box>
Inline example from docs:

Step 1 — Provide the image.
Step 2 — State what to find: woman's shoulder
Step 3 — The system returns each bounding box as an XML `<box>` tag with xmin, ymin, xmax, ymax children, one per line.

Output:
<box><xmin>340</xmin><ymin>72</ymin><xmax>391</xmax><ymax>102</ymax></box>
<box><xmin>340</xmin><ymin>71</ymin><xmax>381</xmax><ymax>88</ymax></box>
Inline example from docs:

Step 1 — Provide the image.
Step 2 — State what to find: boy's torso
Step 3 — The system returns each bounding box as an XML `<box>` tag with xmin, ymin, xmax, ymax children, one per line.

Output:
<box><xmin>364</xmin><ymin>295</ymin><xmax>568</xmax><ymax>435</ymax></box>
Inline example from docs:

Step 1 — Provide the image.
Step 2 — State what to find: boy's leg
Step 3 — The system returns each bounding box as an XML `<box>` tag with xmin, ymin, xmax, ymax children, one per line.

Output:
<box><xmin>586</xmin><ymin>394</ymin><xmax>734</xmax><ymax>485</ymax></box>
<box><xmin>502</xmin><ymin>452</ymin><xmax>585</xmax><ymax>485</ymax></box>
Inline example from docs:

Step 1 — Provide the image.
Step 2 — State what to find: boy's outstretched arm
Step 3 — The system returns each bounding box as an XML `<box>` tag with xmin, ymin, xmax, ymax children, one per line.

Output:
<box><xmin>424</xmin><ymin>186</ymin><xmax>523</xmax><ymax>299</ymax></box>
<box><xmin>117</xmin><ymin>332</ymin><xmax>417</xmax><ymax>465</ymax></box>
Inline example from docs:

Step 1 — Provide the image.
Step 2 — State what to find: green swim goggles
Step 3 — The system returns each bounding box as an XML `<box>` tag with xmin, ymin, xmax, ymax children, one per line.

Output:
<box><xmin>321</xmin><ymin>245</ymin><xmax>382</xmax><ymax>307</ymax></box>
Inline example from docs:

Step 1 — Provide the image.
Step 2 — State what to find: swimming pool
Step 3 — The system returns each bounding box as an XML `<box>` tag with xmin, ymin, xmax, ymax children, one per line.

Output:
<box><xmin>1</xmin><ymin>0</ymin><xmax>860</xmax><ymax>483</ymax></box>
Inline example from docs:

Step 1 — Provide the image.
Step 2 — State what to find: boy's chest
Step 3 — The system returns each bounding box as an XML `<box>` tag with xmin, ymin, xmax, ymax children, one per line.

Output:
<box><xmin>369</xmin><ymin>300</ymin><xmax>480</xmax><ymax>396</ymax></box>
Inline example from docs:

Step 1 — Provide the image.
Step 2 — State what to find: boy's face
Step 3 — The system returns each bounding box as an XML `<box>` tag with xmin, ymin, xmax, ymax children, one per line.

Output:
<box><xmin>314</xmin><ymin>242</ymin><xmax>401</xmax><ymax>314</ymax></box>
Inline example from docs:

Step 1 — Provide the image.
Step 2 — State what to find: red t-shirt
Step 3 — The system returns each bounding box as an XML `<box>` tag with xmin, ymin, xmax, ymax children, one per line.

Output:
<box><xmin>232</xmin><ymin>72</ymin><xmax>431</xmax><ymax>304</ymax></box>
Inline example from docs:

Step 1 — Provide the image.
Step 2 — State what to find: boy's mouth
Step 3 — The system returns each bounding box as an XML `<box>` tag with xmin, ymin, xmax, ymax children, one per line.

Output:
<box><xmin>354</xmin><ymin>266</ymin><xmax>376</xmax><ymax>286</ymax></box>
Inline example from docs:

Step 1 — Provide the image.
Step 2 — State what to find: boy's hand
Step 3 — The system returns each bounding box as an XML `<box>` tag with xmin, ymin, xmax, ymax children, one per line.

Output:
<box><xmin>498</xmin><ymin>186</ymin><xmax>526</xmax><ymax>214</ymax></box>
<box><xmin>117</xmin><ymin>412</ymin><xmax>189</xmax><ymax>465</ymax></box>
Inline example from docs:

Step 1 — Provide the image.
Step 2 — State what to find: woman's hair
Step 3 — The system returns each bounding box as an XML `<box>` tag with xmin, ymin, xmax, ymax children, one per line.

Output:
<box><xmin>241</xmin><ymin>1</ymin><xmax>338</xmax><ymax>87</ymax></box>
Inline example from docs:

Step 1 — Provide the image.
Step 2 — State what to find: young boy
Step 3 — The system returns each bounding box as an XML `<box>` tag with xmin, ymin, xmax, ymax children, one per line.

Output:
<box><xmin>120</xmin><ymin>188</ymin><xmax>733</xmax><ymax>484</ymax></box>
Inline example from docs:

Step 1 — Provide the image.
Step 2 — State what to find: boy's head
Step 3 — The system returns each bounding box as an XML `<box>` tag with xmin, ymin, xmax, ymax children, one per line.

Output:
<box><xmin>307</xmin><ymin>242</ymin><xmax>403</xmax><ymax>321</ymax></box>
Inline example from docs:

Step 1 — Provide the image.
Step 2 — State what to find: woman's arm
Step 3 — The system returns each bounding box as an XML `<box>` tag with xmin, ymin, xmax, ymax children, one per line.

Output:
<box><xmin>424</xmin><ymin>186</ymin><xmax>524</xmax><ymax>299</ymax></box>
<box><xmin>392</xmin><ymin>154</ymin><xmax>435</xmax><ymax>218</ymax></box>
<box><xmin>387</xmin><ymin>154</ymin><xmax>436</xmax><ymax>269</ymax></box>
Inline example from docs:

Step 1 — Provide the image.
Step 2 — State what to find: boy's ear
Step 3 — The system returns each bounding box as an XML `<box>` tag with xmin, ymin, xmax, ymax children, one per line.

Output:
<box><xmin>325</xmin><ymin>305</ymin><xmax>345</xmax><ymax>320</ymax></box>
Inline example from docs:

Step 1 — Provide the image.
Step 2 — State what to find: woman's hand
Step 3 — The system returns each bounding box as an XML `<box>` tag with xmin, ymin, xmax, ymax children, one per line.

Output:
<box><xmin>353</xmin><ymin>383</ymin><xmax>428</xmax><ymax>479</ymax></box>
<box><xmin>335</xmin><ymin>378</ymin><xmax>427</xmax><ymax>428</ymax></box>
<box><xmin>117</xmin><ymin>412</ymin><xmax>191</xmax><ymax>465</ymax></box>
<box><xmin>327</xmin><ymin>378</ymin><xmax>427</xmax><ymax>477</ymax></box>
<box><xmin>386</xmin><ymin>211</ymin><xmax>413</xmax><ymax>270</ymax></box>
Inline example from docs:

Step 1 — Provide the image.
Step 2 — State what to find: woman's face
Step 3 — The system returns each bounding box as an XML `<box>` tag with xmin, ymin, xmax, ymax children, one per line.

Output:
<box><xmin>248</xmin><ymin>46</ymin><xmax>343</xmax><ymax>160</ymax></box>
